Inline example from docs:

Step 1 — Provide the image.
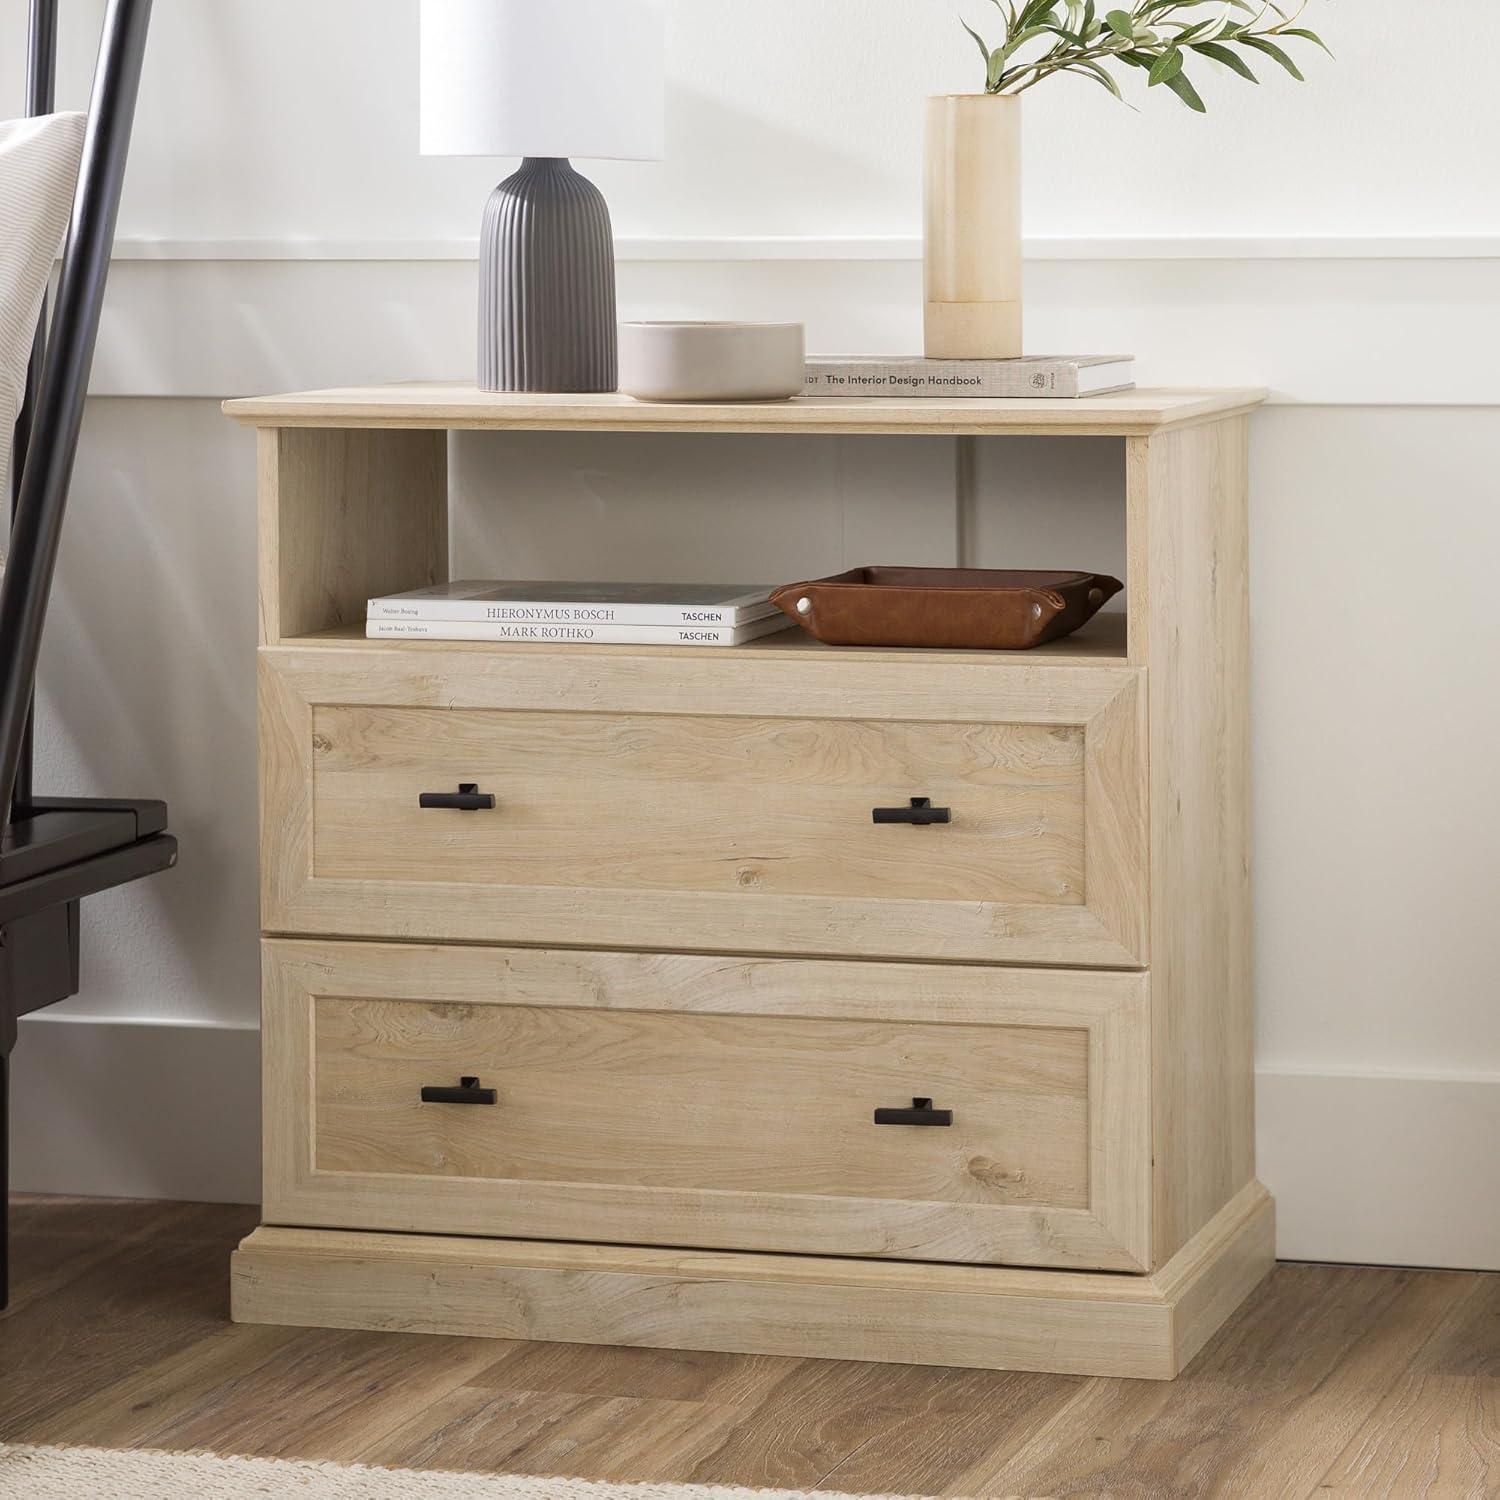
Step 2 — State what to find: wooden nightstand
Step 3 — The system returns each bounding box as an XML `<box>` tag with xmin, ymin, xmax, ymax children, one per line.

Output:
<box><xmin>225</xmin><ymin>385</ymin><xmax>1271</xmax><ymax>1379</ymax></box>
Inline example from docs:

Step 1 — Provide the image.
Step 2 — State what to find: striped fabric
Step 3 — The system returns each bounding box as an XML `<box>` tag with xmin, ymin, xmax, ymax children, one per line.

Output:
<box><xmin>1</xmin><ymin>111</ymin><xmax>85</xmax><ymax>570</ymax></box>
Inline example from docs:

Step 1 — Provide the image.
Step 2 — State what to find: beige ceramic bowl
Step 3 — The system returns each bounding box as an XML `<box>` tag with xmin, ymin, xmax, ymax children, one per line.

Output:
<box><xmin>619</xmin><ymin>321</ymin><xmax>805</xmax><ymax>403</ymax></box>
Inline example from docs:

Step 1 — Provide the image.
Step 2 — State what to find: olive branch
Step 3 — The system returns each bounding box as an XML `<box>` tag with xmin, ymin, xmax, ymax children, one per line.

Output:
<box><xmin>961</xmin><ymin>0</ymin><xmax>1330</xmax><ymax>111</ymax></box>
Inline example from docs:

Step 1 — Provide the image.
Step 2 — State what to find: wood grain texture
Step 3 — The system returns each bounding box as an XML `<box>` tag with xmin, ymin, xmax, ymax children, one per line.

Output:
<box><xmin>12</xmin><ymin>1196</ymin><xmax>1487</xmax><ymax>1497</ymax></box>
<box><xmin>950</xmin><ymin>1261</ymin><xmax>1483</xmax><ymax>1500</ymax></box>
<box><xmin>241</xmin><ymin>396</ymin><xmax>1270</xmax><ymax>1381</ymax></box>
<box><xmin>315</xmin><ymin>1000</ymin><xmax>1092</xmax><ymax>1206</ymax></box>
<box><xmin>1316</xmin><ymin>1272</ymin><xmax>1500</xmax><ymax>1496</ymax></box>
<box><xmin>0</xmin><ymin>1201</ymin><xmax>262</xmax><ymax>1434</ymax></box>
<box><xmin>924</xmin><ymin>95</ymin><xmax>1022</xmax><ymax>359</ymax></box>
<box><xmin>268</xmin><ymin>636</ymin><xmax>1140</xmax><ymax>723</ymax></box>
<box><xmin>230</xmin><ymin>1185</ymin><xmax>1272</xmax><ymax>1381</ymax></box>
<box><xmin>222</xmin><ymin>384</ymin><xmax>1268</xmax><ymax>436</ymax></box>
<box><xmin>257</xmin><ymin>426</ymin><xmax>447</xmax><ymax>644</ymax></box>
<box><xmin>311</xmin><ymin>705</ymin><xmax>1087</xmax><ymax>904</ymax></box>
<box><xmin>1128</xmin><ymin>416</ymin><xmax>1257</xmax><ymax>1266</ymax></box>
<box><xmin>261</xmin><ymin>651</ymin><xmax>1147</xmax><ymax>967</ymax></box>
<box><xmin>265</xmin><ymin>939</ymin><xmax>1151</xmax><ymax>1272</ymax></box>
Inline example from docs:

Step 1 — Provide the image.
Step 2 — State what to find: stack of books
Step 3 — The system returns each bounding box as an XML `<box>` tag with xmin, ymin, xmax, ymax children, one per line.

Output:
<box><xmin>367</xmin><ymin>581</ymin><xmax>795</xmax><ymax>646</ymax></box>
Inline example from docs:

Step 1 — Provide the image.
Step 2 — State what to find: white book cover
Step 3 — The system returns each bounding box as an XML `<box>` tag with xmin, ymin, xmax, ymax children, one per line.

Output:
<box><xmin>366</xmin><ymin>614</ymin><xmax>795</xmax><ymax>647</ymax></box>
<box><xmin>803</xmin><ymin>355</ymin><xmax>1135</xmax><ymax>399</ymax></box>
<box><xmin>369</xmin><ymin>580</ymin><xmax>780</xmax><ymax>626</ymax></box>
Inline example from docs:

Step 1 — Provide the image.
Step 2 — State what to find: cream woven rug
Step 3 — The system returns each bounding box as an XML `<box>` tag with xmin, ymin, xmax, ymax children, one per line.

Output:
<box><xmin>0</xmin><ymin>1445</ymin><xmax>949</xmax><ymax>1500</ymax></box>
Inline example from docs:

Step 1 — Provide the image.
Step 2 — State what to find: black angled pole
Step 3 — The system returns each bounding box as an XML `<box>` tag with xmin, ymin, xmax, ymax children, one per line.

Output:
<box><xmin>2</xmin><ymin>0</ymin><xmax>61</xmax><ymax>1321</ymax></box>
<box><xmin>6</xmin><ymin>0</ymin><xmax>60</xmax><ymax>820</ymax></box>
<box><xmin>0</xmin><ymin>0</ymin><xmax>153</xmax><ymax>825</ymax></box>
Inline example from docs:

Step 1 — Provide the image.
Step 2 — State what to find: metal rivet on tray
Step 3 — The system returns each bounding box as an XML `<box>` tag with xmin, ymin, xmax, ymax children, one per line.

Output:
<box><xmin>1031</xmin><ymin>603</ymin><xmax>1043</xmax><ymax>621</ymax></box>
<box><xmin>1088</xmin><ymin>588</ymin><xmax>1104</xmax><ymax>606</ymax></box>
<box><xmin>796</xmin><ymin>597</ymin><xmax>813</xmax><ymax>615</ymax></box>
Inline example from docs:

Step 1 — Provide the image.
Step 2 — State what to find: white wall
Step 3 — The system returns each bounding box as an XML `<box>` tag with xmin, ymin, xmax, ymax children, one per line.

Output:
<box><xmin>7</xmin><ymin>0</ymin><xmax>1499</xmax><ymax>1267</ymax></box>
<box><xmin>9</xmin><ymin>0</ymin><xmax>1500</xmax><ymax>245</ymax></box>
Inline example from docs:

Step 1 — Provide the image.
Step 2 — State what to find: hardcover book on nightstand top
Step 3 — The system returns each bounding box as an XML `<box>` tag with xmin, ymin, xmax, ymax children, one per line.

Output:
<box><xmin>804</xmin><ymin>354</ymin><xmax>1135</xmax><ymax>398</ymax></box>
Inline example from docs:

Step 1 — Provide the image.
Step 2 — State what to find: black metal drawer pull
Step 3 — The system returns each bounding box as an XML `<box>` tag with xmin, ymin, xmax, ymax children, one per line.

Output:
<box><xmin>872</xmin><ymin>797</ymin><xmax>950</xmax><ymax>826</ymax></box>
<box><xmin>420</xmin><ymin>1076</ymin><xmax>497</xmax><ymax>1105</ymax></box>
<box><xmin>418</xmin><ymin>783</ymin><xmax>495</xmax><ymax>811</ymax></box>
<box><xmin>874</xmin><ymin>1097</ymin><xmax>953</xmax><ymax>1127</ymax></box>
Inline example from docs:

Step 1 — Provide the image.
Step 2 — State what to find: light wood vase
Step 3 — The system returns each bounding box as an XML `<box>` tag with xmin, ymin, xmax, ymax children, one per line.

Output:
<box><xmin>924</xmin><ymin>94</ymin><xmax>1022</xmax><ymax>359</ymax></box>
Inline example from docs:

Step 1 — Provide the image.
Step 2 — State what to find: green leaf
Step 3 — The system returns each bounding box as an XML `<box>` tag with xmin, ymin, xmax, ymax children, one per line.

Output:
<box><xmin>959</xmin><ymin>16</ymin><xmax>994</xmax><ymax>70</ymax></box>
<box><xmin>1146</xmin><ymin>0</ymin><xmax>1253</xmax><ymax>9</ymax></box>
<box><xmin>1104</xmin><ymin>9</ymin><xmax>1135</xmax><ymax>40</ymax></box>
<box><xmin>1163</xmin><ymin>68</ymin><xmax>1207</xmax><ymax>111</ymax></box>
<box><xmin>998</xmin><ymin>22</ymin><xmax>1056</xmax><ymax>60</ymax></box>
<box><xmin>1042</xmin><ymin>21</ymin><xmax>1084</xmax><ymax>46</ymax></box>
<box><xmin>1281</xmin><ymin>26</ymin><xmax>1333</xmax><ymax>57</ymax></box>
<box><xmin>1239</xmin><ymin>33</ymin><xmax>1304</xmax><ymax>80</ymax></box>
<box><xmin>1192</xmin><ymin>40</ymin><xmax>1257</xmax><ymax>81</ymax></box>
<box><xmin>1148</xmin><ymin>47</ymin><xmax>1184</xmax><ymax>85</ymax></box>
<box><xmin>1067</xmin><ymin>57</ymin><xmax>1125</xmax><ymax>98</ymax></box>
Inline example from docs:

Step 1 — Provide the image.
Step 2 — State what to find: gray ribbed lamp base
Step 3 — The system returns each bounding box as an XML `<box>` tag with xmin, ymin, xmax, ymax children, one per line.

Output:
<box><xmin>478</xmin><ymin>157</ymin><xmax>618</xmax><ymax>394</ymax></box>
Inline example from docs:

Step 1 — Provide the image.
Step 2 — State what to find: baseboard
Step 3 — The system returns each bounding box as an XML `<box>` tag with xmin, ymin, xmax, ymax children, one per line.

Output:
<box><xmin>1256</xmin><ymin>1068</ymin><xmax>1500</xmax><ymax>1271</ymax></box>
<box><xmin>12</xmin><ymin>1018</ymin><xmax>1496</xmax><ymax>1272</ymax></box>
<box><xmin>232</xmin><ymin>1184</ymin><xmax>1273</xmax><ymax>1380</ymax></box>
<box><xmin>9</xmin><ymin>1014</ymin><xmax>259</xmax><ymax>1204</ymax></box>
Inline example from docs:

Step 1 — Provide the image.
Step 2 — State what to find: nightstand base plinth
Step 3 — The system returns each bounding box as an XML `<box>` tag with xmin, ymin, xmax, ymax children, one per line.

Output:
<box><xmin>231</xmin><ymin>1182</ymin><xmax>1273</xmax><ymax>1381</ymax></box>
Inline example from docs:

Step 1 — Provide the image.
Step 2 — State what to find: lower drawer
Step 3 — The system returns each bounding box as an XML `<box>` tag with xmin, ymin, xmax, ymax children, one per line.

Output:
<box><xmin>263</xmin><ymin>939</ymin><xmax>1151</xmax><ymax>1271</ymax></box>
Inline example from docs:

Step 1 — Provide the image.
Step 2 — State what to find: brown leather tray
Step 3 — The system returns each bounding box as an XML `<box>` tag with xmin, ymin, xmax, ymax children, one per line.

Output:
<box><xmin>770</xmin><ymin>567</ymin><xmax>1123</xmax><ymax>650</ymax></box>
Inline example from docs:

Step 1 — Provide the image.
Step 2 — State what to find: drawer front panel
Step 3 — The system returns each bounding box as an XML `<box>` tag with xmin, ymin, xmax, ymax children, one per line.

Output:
<box><xmin>311</xmin><ymin>705</ymin><xmax>1084</xmax><ymax>907</ymax></box>
<box><xmin>316</xmin><ymin>1000</ymin><xmax>1090</xmax><ymax>1208</ymax></box>
<box><xmin>263</xmin><ymin>648</ymin><xmax>1146</xmax><ymax>966</ymax></box>
<box><xmin>265</xmin><ymin>939</ymin><xmax>1152</xmax><ymax>1271</ymax></box>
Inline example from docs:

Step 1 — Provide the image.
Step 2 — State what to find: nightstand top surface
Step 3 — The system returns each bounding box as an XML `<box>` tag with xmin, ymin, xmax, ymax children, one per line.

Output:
<box><xmin>224</xmin><ymin>383</ymin><xmax>1265</xmax><ymax>435</ymax></box>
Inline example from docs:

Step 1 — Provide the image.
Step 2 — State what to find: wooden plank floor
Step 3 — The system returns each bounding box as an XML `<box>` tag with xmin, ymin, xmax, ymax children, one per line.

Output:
<box><xmin>1</xmin><ymin>1197</ymin><xmax>1496</xmax><ymax>1497</ymax></box>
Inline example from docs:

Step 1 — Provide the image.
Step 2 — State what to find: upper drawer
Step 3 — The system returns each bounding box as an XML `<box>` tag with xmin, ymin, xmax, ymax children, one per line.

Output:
<box><xmin>261</xmin><ymin>645</ymin><xmax>1146</xmax><ymax>966</ymax></box>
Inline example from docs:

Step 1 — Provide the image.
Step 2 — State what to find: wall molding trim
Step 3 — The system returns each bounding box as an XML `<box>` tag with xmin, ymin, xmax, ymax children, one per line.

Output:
<box><xmin>83</xmin><ymin>242</ymin><xmax>1500</xmax><ymax>405</ymax></box>
<box><xmin>13</xmin><ymin>1013</ymin><xmax>1498</xmax><ymax>1270</ymax></box>
<box><xmin>104</xmin><ymin>233</ymin><xmax>1500</xmax><ymax>264</ymax></box>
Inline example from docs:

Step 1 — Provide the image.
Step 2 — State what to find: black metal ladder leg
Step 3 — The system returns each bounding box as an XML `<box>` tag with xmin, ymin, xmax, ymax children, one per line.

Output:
<box><xmin>0</xmin><ymin>1</ymin><xmax>154</xmax><ymax>1312</ymax></box>
<box><xmin>0</xmin><ymin>0</ymin><xmax>153</xmax><ymax>820</ymax></box>
<box><xmin>2</xmin><ymin>1051</ymin><xmax>10</xmax><ymax>1311</ymax></box>
<box><xmin>8</xmin><ymin>0</ymin><xmax>60</xmax><ymax>822</ymax></box>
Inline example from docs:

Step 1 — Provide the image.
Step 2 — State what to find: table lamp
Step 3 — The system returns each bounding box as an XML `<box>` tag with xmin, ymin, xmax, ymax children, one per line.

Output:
<box><xmin>420</xmin><ymin>0</ymin><xmax>665</xmax><ymax>394</ymax></box>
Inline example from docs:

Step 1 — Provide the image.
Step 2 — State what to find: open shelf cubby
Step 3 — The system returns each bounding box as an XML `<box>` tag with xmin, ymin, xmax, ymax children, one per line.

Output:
<box><xmin>232</xmin><ymin>384</ymin><xmax>1261</xmax><ymax>665</ymax></box>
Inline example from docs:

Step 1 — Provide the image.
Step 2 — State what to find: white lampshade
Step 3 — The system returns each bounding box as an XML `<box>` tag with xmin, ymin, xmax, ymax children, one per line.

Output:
<box><xmin>420</xmin><ymin>0</ymin><xmax>665</xmax><ymax>161</ymax></box>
